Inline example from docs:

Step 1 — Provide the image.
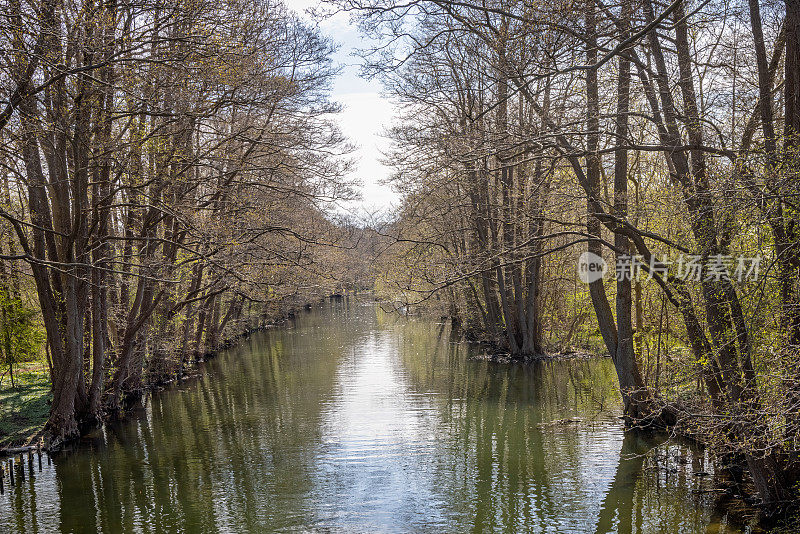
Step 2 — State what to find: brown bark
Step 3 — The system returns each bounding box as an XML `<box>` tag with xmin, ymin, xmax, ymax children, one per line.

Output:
<box><xmin>612</xmin><ymin>1</ymin><xmax>648</xmax><ymax>419</ymax></box>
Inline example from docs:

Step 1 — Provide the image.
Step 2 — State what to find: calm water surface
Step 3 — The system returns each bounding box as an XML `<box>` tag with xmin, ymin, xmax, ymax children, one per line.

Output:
<box><xmin>1</xmin><ymin>300</ymin><xmax>747</xmax><ymax>532</ymax></box>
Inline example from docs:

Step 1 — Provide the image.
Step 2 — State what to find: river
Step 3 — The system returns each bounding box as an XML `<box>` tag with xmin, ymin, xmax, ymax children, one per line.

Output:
<box><xmin>0</xmin><ymin>298</ymin><xmax>748</xmax><ymax>532</ymax></box>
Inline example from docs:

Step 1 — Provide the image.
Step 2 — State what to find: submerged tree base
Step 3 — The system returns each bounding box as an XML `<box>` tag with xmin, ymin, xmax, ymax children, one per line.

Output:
<box><xmin>471</xmin><ymin>349</ymin><xmax>598</xmax><ymax>365</ymax></box>
<box><xmin>35</xmin><ymin>302</ymin><xmax>323</xmax><ymax>452</ymax></box>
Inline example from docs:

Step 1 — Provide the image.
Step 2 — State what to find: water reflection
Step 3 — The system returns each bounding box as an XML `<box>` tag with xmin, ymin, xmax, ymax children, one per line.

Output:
<box><xmin>0</xmin><ymin>300</ymin><xmax>747</xmax><ymax>532</ymax></box>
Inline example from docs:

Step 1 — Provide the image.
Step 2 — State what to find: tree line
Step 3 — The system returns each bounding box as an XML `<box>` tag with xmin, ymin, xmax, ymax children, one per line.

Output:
<box><xmin>355</xmin><ymin>0</ymin><xmax>800</xmax><ymax>514</ymax></box>
<box><xmin>0</xmin><ymin>0</ymin><xmax>360</xmax><ymax>446</ymax></box>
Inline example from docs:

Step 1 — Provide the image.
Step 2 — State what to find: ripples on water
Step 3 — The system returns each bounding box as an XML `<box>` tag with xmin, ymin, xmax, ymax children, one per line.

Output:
<box><xmin>0</xmin><ymin>299</ymin><xmax>750</xmax><ymax>532</ymax></box>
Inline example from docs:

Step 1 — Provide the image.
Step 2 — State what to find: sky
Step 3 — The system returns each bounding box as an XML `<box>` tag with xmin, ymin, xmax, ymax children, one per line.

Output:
<box><xmin>286</xmin><ymin>0</ymin><xmax>401</xmax><ymax>217</ymax></box>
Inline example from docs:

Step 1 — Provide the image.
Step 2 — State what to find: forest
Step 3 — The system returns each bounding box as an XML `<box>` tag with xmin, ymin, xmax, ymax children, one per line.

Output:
<box><xmin>2</xmin><ymin>0</ymin><xmax>800</xmax><ymax>526</ymax></box>
<box><xmin>0</xmin><ymin>0</ymin><xmax>375</xmax><ymax>444</ymax></box>
<box><xmin>363</xmin><ymin>0</ymin><xmax>800</xmax><ymax>517</ymax></box>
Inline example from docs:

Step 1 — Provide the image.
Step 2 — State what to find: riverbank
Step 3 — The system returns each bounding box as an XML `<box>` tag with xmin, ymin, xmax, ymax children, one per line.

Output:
<box><xmin>0</xmin><ymin>297</ymin><xmax>331</xmax><ymax>454</ymax></box>
<box><xmin>471</xmin><ymin>348</ymin><xmax>600</xmax><ymax>364</ymax></box>
<box><xmin>0</xmin><ymin>361</ymin><xmax>50</xmax><ymax>449</ymax></box>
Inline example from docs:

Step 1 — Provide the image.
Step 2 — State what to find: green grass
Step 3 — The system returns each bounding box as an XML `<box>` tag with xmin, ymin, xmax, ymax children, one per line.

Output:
<box><xmin>0</xmin><ymin>361</ymin><xmax>51</xmax><ymax>448</ymax></box>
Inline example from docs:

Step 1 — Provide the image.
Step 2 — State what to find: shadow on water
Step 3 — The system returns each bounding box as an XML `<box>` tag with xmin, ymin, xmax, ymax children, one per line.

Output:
<box><xmin>0</xmin><ymin>300</ymin><xmax>752</xmax><ymax>532</ymax></box>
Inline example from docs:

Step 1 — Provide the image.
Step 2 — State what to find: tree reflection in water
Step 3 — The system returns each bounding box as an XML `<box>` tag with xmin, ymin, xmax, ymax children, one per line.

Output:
<box><xmin>1</xmin><ymin>302</ymin><xmax>748</xmax><ymax>533</ymax></box>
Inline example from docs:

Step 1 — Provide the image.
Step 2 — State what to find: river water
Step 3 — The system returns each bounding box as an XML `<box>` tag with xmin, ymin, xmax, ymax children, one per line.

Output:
<box><xmin>1</xmin><ymin>299</ymin><xmax>748</xmax><ymax>532</ymax></box>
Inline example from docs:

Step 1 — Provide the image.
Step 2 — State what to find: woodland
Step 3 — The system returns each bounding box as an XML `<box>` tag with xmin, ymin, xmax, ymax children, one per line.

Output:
<box><xmin>2</xmin><ymin>0</ymin><xmax>800</xmax><ymax>520</ymax></box>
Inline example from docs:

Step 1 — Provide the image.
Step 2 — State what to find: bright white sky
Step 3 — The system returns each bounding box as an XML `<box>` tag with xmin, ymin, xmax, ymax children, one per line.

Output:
<box><xmin>286</xmin><ymin>0</ymin><xmax>401</xmax><ymax>217</ymax></box>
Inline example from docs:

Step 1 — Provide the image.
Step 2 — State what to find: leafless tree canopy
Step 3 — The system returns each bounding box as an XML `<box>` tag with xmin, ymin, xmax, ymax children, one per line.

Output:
<box><xmin>343</xmin><ymin>0</ymin><xmax>800</xmax><ymax>514</ymax></box>
<box><xmin>0</xmin><ymin>0</ymin><xmax>361</xmax><ymax>445</ymax></box>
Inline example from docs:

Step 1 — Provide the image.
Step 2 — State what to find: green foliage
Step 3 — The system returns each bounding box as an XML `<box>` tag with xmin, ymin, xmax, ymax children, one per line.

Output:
<box><xmin>0</xmin><ymin>288</ymin><xmax>45</xmax><ymax>385</ymax></box>
<box><xmin>0</xmin><ymin>363</ymin><xmax>50</xmax><ymax>446</ymax></box>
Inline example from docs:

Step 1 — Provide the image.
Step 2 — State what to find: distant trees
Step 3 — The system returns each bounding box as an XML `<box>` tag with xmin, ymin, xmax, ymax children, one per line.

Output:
<box><xmin>0</xmin><ymin>0</ymin><xmax>355</xmax><ymax>445</ymax></box>
<box><xmin>347</xmin><ymin>0</ymin><xmax>800</xmax><ymax>513</ymax></box>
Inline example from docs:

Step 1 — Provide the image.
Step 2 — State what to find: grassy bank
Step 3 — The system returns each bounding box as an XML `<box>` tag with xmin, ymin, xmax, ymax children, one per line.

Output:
<box><xmin>0</xmin><ymin>361</ymin><xmax>50</xmax><ymax>448</ymax></box>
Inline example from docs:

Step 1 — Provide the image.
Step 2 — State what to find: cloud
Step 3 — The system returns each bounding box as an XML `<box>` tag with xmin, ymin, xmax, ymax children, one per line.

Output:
<box><xmin>335</xmin><ymin>92</ymin><xmax>400</xmax><ymax>214</ymax></box>
<box><xmin>286</xmin><ymin>0</ymin><xmax>400</xmax><ymax>215</ymax></box>
<box><xmin>284</xmin><ymin>0</ymin><xmax>323</xmax><ymax>14</ymax></box>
